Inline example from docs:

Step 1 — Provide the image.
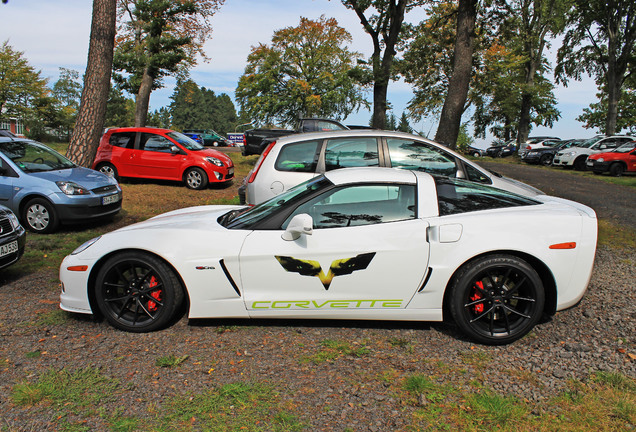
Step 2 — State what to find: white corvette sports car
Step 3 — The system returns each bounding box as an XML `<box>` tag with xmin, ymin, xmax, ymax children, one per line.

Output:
<box><xmin>60</xmin><ymin>168</ymin><xmax>597</xmax><ymax>344</ymax></box>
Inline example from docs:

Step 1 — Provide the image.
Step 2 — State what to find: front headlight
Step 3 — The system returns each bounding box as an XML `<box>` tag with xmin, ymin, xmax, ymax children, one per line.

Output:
<box><xmin>71</xmin><ymin>236</ymin><xmax>101</xmax><ymax>255</ymax></box>
<box><xmin>56</xmin><ymin>181</ymin><xmax>90</xmax><ymax>195</ymax></box>
<box><xmin>205</xmin><ymin>157</ymin><xmax>224</xmax><ymax>167</ymax></box>
<box><xmin>6</xmin><ymin>211</ymin><xmax>21</xmax><ymax>230</ymax></box>
<box><xmin>565</xmin><ymin>151</ymin><xmax>577</xmax><ymax>156</ymax></box>
<box><xmin>596</xmin><ymin>158</ymin><xmax>604</xmax><ymax>162</ymax></box>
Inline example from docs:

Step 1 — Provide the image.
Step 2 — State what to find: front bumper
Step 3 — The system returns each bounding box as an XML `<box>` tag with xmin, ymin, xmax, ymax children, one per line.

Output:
<box><xmin>54</xmin><ymin>191</ymin><xmax>123</xmax><ymax>223</ymax></box>
<box><xmin>0</xmin><ymin>225</ymin><xmax>26</xmax><ymax>269</ymax></box>
<box><xmin>553</xmin><ymin>154</ymin><xmax>575</xmax><ymax>166</ymax></box>
<box><xmin>587</xmin><ymin>160</ymin><xmax>610</xmax><ymax>172</ymax></box>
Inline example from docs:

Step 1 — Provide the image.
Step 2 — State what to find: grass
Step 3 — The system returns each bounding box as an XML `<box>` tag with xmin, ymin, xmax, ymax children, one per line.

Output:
<box><xmin>10</xmin><ymin>368</ymin><xmax>305</xmax><ymax>431</ymax></box>
<box><xmin>302</xmin><ymin>339</ymin><xmax>370</xmax><ymax>364</ymax></box>
<box><xmin>155</xmin><ymin>354</ymin><xmax>189</xmax><ymax>368</ymax></box>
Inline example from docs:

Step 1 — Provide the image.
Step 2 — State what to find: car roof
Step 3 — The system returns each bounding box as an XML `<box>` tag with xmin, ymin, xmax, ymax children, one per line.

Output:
<box><xmin>274</xmin><ymin>129</ymin><xmax>442</xmax><ymax>146</ymax></box>
<box><xmin>323</xmin><ymin>166</ymin><xmax>418</xmax><ymax>185</ymax></box>
<box><xmin>105</xmin><ymin>126</ymin><xmax>175</xmax><ymax>134</ymax></box>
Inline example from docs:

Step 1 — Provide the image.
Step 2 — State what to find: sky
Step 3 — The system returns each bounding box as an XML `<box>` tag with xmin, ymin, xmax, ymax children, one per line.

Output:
<box><xmin>0</xmin><ymin>0</ymin><xmax>599</xmax><ymax>147</ymax></box>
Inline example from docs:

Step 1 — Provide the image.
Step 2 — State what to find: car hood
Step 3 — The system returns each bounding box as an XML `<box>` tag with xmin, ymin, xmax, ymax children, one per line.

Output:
<box><xmin>30</xmin><ymin>166</ymin><xmax>119</xmax><ymax>189</ymax></box>
<box><xmin>117</xmin><ymin>205</ymin><xmax>245</xmax><ymax>232</ymax></box>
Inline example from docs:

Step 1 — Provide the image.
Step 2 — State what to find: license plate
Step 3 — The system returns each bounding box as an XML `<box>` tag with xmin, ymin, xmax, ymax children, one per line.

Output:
<box><xmin>0</xmin><ymin>240</ymin><xmax>18</xmax><ymax>258</ymax></box>
<box><xmin>586</xmin><ymin>160</ymin><xmax>593</xmax><ymax>166</ymax></box>
<box><xmin>102</xmin><ymin>193</ymin><xmax>121</xmax><ymax>205</ymax></box>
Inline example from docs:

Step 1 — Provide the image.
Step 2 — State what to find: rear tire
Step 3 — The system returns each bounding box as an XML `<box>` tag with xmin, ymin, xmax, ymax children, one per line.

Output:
<box><xmin>573</xmin><ymin>156</ymin><xmax>587</xmax><ymax>171</ymax></box>
<box><xmin>449</xmin><ymin>254</ymin><xmax>544</xmax><ymax>345</ymax></box>
<box><xmin>96</xmin><ymin>162</ymin><xmax>119</xmax><ymax>180</ymax></box>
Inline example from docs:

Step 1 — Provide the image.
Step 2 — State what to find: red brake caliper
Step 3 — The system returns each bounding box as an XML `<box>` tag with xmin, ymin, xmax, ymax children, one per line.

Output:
<box><xmin>470</xmin><ymin>281</ymin><xmax>484</xmax><ymax>314</ymax></box>
<box><xmin>147</xmin><ymin>276</ymin><xmax>162</xmax><ymax>312</ymax></box>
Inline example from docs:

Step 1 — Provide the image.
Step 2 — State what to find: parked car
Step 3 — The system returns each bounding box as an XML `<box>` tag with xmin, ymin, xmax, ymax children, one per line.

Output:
<box><xmin>0</xmin><ymin>204</ymin><xmax>26</xmax><ymax>269</ymax></box>
<box><xmin>183</xmin><ymin>129</ymin><xmax>230</xmax><ymax>147</ymax></box>
<box><xmin>240</xmin><ymin>130</ymin><xmax>542</xmax><ymax>205</ymax></box>
<box><xmin>518</xmin><ymin>138</ymin><xmax>561</xmax><ymax>158</ymax></box>
<box><xmin>519</xmin><ymin>136</ymin><xmax>561</xmax><ymax>153</ymax></box>
<box><xmin>586</xmin><ymin>142</ymin><xmax>636</xmax><ymax>176</ymax></box>
<box><xmin>465</xmin><ymin>145</ymin><xmax>487</xmax><ymax>157</ymax></box>
<box><xmin>0</xmin><ymin>129</ymin><xmax>17</xmax><ymax>138</ymax></box>
<box><xmin>60</xmin><ymin>167</ymin><xmax>598</xmax><ymax>345</ymax></box>
<box><xmin>0</xmin><ymin>138</ymin><xmax>122</xmax><ymax>233</ymax></box>
<box><xmin>242</xmin><ymin>118</ymin><xmax>349</xmax><ymax>156</ymax></box>
<box><xmin>486</xmin><ymin>140</ymin><xmax>517</xmax><ymax>157</ymax></box>
<box><xmin>552</xmin><ymin>135</ymin><xmax>635</xmax><ymax>170</ymax></box>
<box><xmin>92</xmin><ymin>127</ymin><xmax>234</xmax><ymax>190</ymax></box>
<box><xmin>521</xmin><ymin>139</ymin><xmax>582</xmax><ymax>165</ymax></box>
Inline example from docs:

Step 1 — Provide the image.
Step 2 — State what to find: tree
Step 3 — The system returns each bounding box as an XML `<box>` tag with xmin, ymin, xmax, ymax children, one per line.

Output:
<box><xmin>341</xmin><ymin>0</ymin><xmax>423</xmax><ymax>129</ymax></box>
<box><xmin>434</xmin><ymin>0</ymin><xmax>478</xmax><ymax>148</ymax></box>
<box><xmin>397</xmin><ymin>112</ymin><xmax>412</xmax><ymax>133</ymax></box>
<box><xmin>495</xmin><ymin>0</ymin><xmax>567</xmax><ymax>144</ymax></box>
<box><xmin>577</xmin><ymin>80</ymin><xmax>636</xmax><ymax>134</ymax></box>
<box><xmin>113</xmin><ymin>0</ymin><xmax>223</xmax><ymax>127</ymax></box>
<box><xmin>556</xmin><ymin>0</ymin><xmax>636</xmax><ymax>135</ymax></box>
<box><xmin>236</xmin><ymin>15</ymin><xmax>367</xmax><ymax>126</ymax></box>
<box><xmin>0</xmin><ymin>40</ymin><xmax>48</xmax><ymax>121</ymax></box>
<box><xmin>104</xmin><ymin>86</ymin><xmax>135</xmax><ymax>127</ymax></box>
<box><xmin>52</xmin><ymin>68</ymin><xmax>83</xmax><ymax>139</ymax></box>
<box><xmin>66</xmin><ymin>0</ymin><xmax>117</xmax><ymax>167</ymax></box>
<box><xmin>170</xmin><ymin>78</ymin><xmax>237</xmax><ymax>133</ymax></box>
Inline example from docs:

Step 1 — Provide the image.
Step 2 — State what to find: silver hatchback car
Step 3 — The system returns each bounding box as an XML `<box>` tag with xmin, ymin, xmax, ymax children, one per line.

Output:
<box><xmin>240</xmin><ymin>130</ymin><xmax>543</xmax><ymax>205</ymax></box>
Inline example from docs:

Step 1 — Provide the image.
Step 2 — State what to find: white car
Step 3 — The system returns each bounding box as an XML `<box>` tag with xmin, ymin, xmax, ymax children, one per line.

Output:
<box><xmin>553</xmin><ymin>135</ymin><xmax>635</xmax><ymax>170</ymax></box>
<box><xmin>239</xmin><ymin>130</ymin><xmax>543</xmax><ymax>205</ymax></box>
<box><xmin>518</xmin><ymin>138</ymin><xmax>561</xmax><ymax>158</ymax></box>
<box><xmin>60</xmin><ymin>168</ymin><xmax>597</xmax><ymax>345</ymax></box>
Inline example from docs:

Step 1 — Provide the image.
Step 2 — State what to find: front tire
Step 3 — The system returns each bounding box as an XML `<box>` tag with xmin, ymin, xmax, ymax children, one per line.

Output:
<box><xmin>609</xmin><ymin>163</ymin><xmax>625</xmax><ymax>177</ymax></box>
<box><xmin>573</xmin><ymin>156</ymin><xmax>588</xmax><ymax>171</ymax></box>
<box><xmin>94</xmin><ymin>252</ymin><xmax>184</xmax><ymax>332</ymax></box>
<box><xmin>22</xmin><ymin>198</ymin><xmax>59</xmax><ymax>233</ymax></box>
<box><xmin>539</xmin><ymin>154</ymin><xmax>553</xmax><ymax>166</ymax></box>
<box><xmin>184</xmin><ymin>167</ymin><xmax>208</xmax><ymax>190</ymax></box>
<box><xmin>449</xmin><ymin>254</ymin><xmax>544</xmax><ymax>345</ymax></box>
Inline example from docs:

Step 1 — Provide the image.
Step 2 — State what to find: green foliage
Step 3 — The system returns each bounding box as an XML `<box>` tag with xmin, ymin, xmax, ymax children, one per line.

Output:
<box><xmin>0</xmin><ymin>40</ymin><xmax>48</xmax><ymax>127</ymax></box>
<box><xmin>155</xmin><ymin>354</ymin><xmax>189</xmax><ymax>368</ymax></box>
<box><xmin>236</xmin><ymin>15</ymin><xmax>368</xmax><ymax>126</ymax></box>
<box><xmin>105</xmin><ymin>86</ymin><xmax>135</xmax><ymax>127</ymax></box>
<box><xmin>455</xmin><ymin>123</ymin><xmax>474</xmax><ymax>152</ymax></box>
<box><xmin>169</xmin><ymin>78</ymin><xmax>237</xmax><ymax>134</ymax></box>
<box><xmin>577</xmin><ymin>77</ymin><xmax>636</xmax><ymax>135</ymax></box>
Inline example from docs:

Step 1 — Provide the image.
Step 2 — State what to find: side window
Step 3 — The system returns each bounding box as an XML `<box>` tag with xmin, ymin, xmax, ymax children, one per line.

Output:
<box><xmin>386</xmin><ymin>138</ymin><xmax>457</xmax><ymax>177</ymax></box>
<box><xmin>109</xmin><ymin>132</ymin><xmax>136</xmax><ymax>148</ymax></box>
<box><xmin>0</xmin><ymin>156</ymin><xmax>17</xmax><ymax>177</ymax></box>
<box><xmin>463</xmin><ymin>163</ymin><xmax>492</xmax><ymax>184</ymax></box>
<box><xmin>285</xmin><ymin>183</ymin><xmax>416</xmax><ymax>229</ymax></box>
<box><xmin>324</xmin><ymin>137</ymin><xmax>379</xmax><ymax>171</ymax></box>
<box><xmin>274</xmin><ymin>140</ymin><xmax>321</xmax><ymax>173</ymax></box>
<box><xmin>139</xmin><ymin>133</ymin><xmax>174</xmax><ymax>153</ymax></box>
<box><xmin>436</xmin><ymin>178</ymin><xmax>539</xmax><ymax>216</ymax></box>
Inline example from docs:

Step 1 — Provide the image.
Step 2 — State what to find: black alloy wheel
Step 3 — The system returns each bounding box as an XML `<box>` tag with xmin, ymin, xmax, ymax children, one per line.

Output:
<box><xmin>94</xmin><ymin>252</ymin><xmax>184</xmax><ymax>332</ymax></box>
<box><xmin>539</xmin><ymin>154</ymin><xmax>553</xmax><ymax>166</ymax></box>
<box><xmin>450</xmin><ymin>254</ymin><xmax>545</xmax><ymax>345</ymax></box>
<box><xmin>609</xmin><ymin>163</ymin><xmax>625</xmax><ymax>177</ymax></box>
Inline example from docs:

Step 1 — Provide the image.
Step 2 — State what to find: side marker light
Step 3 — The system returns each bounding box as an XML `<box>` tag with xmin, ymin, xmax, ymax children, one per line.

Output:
<box><xmin>549</xmin><ymin>242</ymin><xmax>576</xmax><ymax>250</ymax></box>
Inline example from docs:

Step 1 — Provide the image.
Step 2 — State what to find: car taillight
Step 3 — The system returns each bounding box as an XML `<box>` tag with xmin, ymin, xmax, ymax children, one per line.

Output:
<box><xmin>527</xmin><ymin>145</ymin><xmax>532</xmax><ymax>150</ymax></box>
<box><xmin>247</xmin><ymin>141</ymin><xmax>276</xmax><ymax>183</ymax></box>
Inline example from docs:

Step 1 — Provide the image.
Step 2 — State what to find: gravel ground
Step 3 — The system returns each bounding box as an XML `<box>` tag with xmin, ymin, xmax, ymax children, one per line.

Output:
<box><xmin>0</xmin><ymin>161</ymin><xmax>634</xmax><ymax>430</ymax></box>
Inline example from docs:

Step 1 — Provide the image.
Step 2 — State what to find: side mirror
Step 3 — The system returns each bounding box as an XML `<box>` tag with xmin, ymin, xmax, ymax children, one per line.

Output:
<box><xmin>282</xmin><ymin>213</ymin><xmax>313</xmax><ymax>241</ymax></box>
<box><xmin>170</xmin><ymin>145</ymin><xmax>181</xmax><ymax>154</ymax></box>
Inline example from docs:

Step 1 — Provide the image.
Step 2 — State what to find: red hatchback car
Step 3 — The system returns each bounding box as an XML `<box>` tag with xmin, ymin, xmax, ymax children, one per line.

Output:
<box><xmin>586</xmin><ymin>142</ymin><xmax>636</xmax><ymax>176</ymax></box>
<box><xmin>92</xmin><ymin>127</ymin><xmax>234</xmax><ymax>189</ymax></box>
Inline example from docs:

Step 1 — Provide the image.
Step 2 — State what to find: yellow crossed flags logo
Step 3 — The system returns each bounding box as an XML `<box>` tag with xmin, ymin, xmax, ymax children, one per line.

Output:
<box><xmin>275</xmin><ymin>253</ymin><xmax>376</xmax><ymax>290</ymax></box>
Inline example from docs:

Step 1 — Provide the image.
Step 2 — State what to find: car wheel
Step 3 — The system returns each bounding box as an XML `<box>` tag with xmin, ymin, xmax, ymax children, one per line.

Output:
<box><xmin>573</xmin><ymin>157</ymin><xmax>587</xmax><ymax>171</ymax></box>
<box><xmin>472</xmin><ymin>151</ymin><xmax>480</xmax><ymax>157</ymax></box>
<box><xmin>184</xmin><ymin>167</ymin><xmax>209</xmax><ymax>190</ymax></box>
<box><xmin>212</xmin><ymin>141</ymin><xmax>219</xmax><ymax>147</ymax></box>
<box><xmin>609</xmin><ymin>163</ymin><xmax>625</xmax><ymax>177</ymax></box>
<box><xmin>22</xmin><ymin>198</ymin><xmax>59</xmax><ymax>234</ymax></box>
<box><xmin>94</xmin><ymin>251</ymin><xmax>184</xmax><ymax>332</ymax></box>
<box><xmin>539</xmin><ymin>154</ymin><xmax>553</xmax><ymax>166</ymax></box>
<box><xmin>449</xmin><ymin>254</ymin><xmax>545</xmax><ymax>345</ymax></box>
<box><xmin>96</xmin><ymin>162</ymin><xmax>119</xmax><ymax>180</ymax></box>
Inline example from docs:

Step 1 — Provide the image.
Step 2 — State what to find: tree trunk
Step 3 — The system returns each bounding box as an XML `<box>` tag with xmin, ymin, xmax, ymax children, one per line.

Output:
<box><xmin>66</xmin><ymin>0</ymin><xmax>116</xmax><ymax>167</ymax></box>
<box><xmin>517</xmin><ymin>59</ymin><xmax>538</xmax><ymax>145</ymax></box>
<box><xmin>434</xmin><ymin>0</ymin><xmax>477</xmax><ymax>149</ymax></box>
<box><xmin>134</xmin><ymin>69</ymin><xmax>154</xmax><ymax>127</ymax></box>
<box><xmin>605</xmin><ymin>36</ymin><xmax>619</xmax><ymax>135</ymax></box>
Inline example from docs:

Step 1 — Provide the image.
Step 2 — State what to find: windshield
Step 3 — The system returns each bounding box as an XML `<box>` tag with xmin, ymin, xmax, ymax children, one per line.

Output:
<box><xmin>167</xmin><ymin>132</ymin><xmax>205</xmax><ymax>150</ymax></box>
<box><xmin>576</xmin><ymin>136</ymin><xmax>603</xmax><ymax>149</ymax></box>
<box><xmin>0</xmin><ymin>140</ymin><xmax>75</xmax><ymax>173</ymax></box>
<box><xmin>222</xmin><ymin>176</ymin><xmax>331</xmax><ymax>229</ymax></box>
<box><xmin>614</xmin><ymin>143</ymin><xmax>636</xmax><ymax>153</ymax></box>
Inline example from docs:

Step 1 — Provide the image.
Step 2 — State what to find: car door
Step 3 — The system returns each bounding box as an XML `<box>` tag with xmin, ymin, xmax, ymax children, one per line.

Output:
<box><xmin>239</xmin><ymin>182</ymin><xmax>430</xmax><ymax>317</ymax></box>
<box><xmin>0</xmin><ymin>155</ymin><xmax>17</xmax><ymax>209</ymax></box>
<box><xmin>268</xmin><ymin>139</ymin><xmax>323</xmax><ymax>196</ymax></box>
<box><xmin>108</xmin><ymin>131</ymin><xmax>138</xmax><ymax>177</ymax></box>
<box><xmin>135</xmin><ymin>132</ymin><xmax>183</xmax><ymax>180</ymax></box>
